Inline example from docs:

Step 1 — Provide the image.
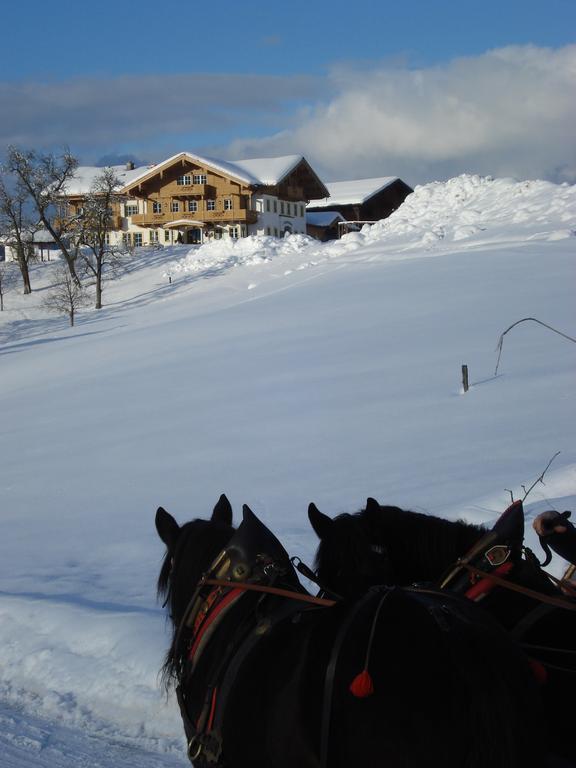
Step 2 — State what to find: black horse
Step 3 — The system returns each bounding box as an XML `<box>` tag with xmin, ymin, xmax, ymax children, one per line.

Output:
<box><xmin>309</xmin><ymin>497</ymin><xmax>576</xmax><ymax>765</ymax></box>
<box><xmin>156</xmin><ymin>494</ymin><xmax>546</xmax><ymax>768</ymax></box>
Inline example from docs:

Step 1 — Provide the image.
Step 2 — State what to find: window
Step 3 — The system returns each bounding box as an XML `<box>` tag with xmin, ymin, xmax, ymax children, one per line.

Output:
<box><xmin>152</xmin><ymin>201</ymin><xmax>162</xmax><ymax>213</ymax></box>
<box><xmin>193</xmin><ymin>174</ymin><xmax>207</xmax><ymax>185</ymax></box>
<box><xmin>229</xmin><ymin>226</ymin><xmax>239</xmax><ymax>239</ymax></box>
<box><xmin>206</xmin><ymin>200</ymin><xmax>216</xmax><ymax>211</ymax></box>
<box><xmin>125</xmin><ymin>203</ymin><xmax>138</xmax><ymax>216</ymax></box>
<box><xmin>105</xmin><ymin>233</ymin><xmax>110</xmax><ymax>245</ymax></box>
<box><xmin>273</xmin><ymin>200</ymin><xmax>277</xmax><ymax>213</ymax></box>
<box><xmin>177</xmin><ymin>175</ymin><xmax>191</xmax><ymax>185</ymax></box>
<box><xmin>224</xmin><ymin>199</ymin><xmax>233</xmax><ymax>211</ymax></box>
<box><xmin>280</xmin><ymin>201</ymin><xmax>285</xmax><ymax>214</ymax></box>
<box><xmin>188</xmin><ymin>200</ymin><xmax>198</xmax><ymax>212</ymax></box>
<box><xmin>171</xmin><ymin>201</ymin><xmax>180</xmax><ymax>213</ymax></box>
<box><xmin>266</xmin><ymin>227</ymin><xmax>271</xmax><ymax>235</ymax></box>
<box><xmin>133</xmin><ymin>233</ymin><xmax>143</xmax><ymax>247</ymax></box>
<box><xmin>122</xmin><ymin>233</ymin><xmax>131</xmax><ymax>246</ymax></box>
<box><xmin>150</xmin><ymin>230</ymin><xmax>159</xmax><ymax>243</ymax></box>
<box><xmin>274</xmin><ymin>227</ymin><xmax>279</xmax><ymax>237</ymax></box>
<box><xmin>300</xmin><ymin>205</ymin><xmax>304</xmax><ymax>217</ymax></box>
<box><xmin>266</xmin><ymin>199</ymin><xmax>271</xmax><ymax>212</ymax></box>
<box><xmin>164</xmin><ymin>229</ymin><xmax>170</xmax><ymax>242</ymax></box>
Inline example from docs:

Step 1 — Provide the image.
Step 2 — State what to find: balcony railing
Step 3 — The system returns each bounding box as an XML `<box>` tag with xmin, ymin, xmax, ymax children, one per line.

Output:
<box><xmin>132</xmin><ymin>209</ymin><xmax>258</xmax><ymax>226</ymax></box>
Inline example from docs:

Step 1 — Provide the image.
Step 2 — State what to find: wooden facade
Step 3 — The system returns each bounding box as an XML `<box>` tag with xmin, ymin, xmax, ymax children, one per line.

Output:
<box><xmin>119</xmin><ymin>153</ymin><xmax>328</xmax><ymax>244</ymax></box>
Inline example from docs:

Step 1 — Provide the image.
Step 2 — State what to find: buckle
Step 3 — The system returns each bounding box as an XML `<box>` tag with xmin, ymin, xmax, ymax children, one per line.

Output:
<box><xmin>484</xmin><ymin>545</ymin><xmax>510</xmax><ymax>567</ymax></box>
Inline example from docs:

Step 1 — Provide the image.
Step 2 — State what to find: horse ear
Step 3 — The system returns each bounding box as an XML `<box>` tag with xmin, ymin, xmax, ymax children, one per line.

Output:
<box><xmin>155</xmin><ymin>506</ymin><xmax>180</xmax><ymax>549</ymax></box>
<box><xmin>366</xmin><ymin>497</ymin><xmax>381</xmax><ymax>514</ymax></box>
<box><xmin>308</xmin><ymin>503</ymin><xmax>334</xmax><ymax>540</ymax></box>
<box><xmin>212</xmin><ymin>493</ymin><xmax>233</xmax><ymax>526</ymax></box>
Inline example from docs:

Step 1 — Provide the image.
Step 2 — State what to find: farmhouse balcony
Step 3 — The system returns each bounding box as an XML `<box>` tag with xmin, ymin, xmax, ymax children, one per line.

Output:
<box><xmin>131</xmin><ymin>209</ymin><xmax>258</xmax><ymax>227</ymax></box>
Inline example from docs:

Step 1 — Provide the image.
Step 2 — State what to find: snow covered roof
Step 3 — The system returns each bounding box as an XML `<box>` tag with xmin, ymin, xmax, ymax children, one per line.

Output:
<box><xmin>120</xmin><ymin>152</ymin><xmax>323</xmax><ymax>191</ymax></box>
<box><xmin>309</xmin><ymin>176</ymin><xmax>400</xmax><ymax>208</ymax></box>
<box><xmin>63</xmin><ymin>165</ymin><xmax>147</xmax><ymax>196</ymax></box>
<box><xmin>228</xmin><ymin>155</ymin><xmax>304</xmax><ymax>185</ymax></box>
<box><xmin>306</xmin><ymin>211</ymin><xmax>346</xmax><ymax>227</ymax></box>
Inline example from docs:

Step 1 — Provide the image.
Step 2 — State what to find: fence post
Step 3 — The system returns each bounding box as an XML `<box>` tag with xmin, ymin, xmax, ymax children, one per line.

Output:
<box><xmin>461</xmin><ymin>365</ymin><xmax>469</xmax><ymax>393</ymax></box>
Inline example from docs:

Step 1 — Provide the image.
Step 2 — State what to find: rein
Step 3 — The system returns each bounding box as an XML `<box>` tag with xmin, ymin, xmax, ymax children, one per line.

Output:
<box><xmin>201</xmin><ymin>577</ymin><xmax>337</xmax><ymax>607</ymax></box>
<box><xmin>457</xmin><ymin>561</ymin><xmax>576</xmax><ymax>612</ymax></box>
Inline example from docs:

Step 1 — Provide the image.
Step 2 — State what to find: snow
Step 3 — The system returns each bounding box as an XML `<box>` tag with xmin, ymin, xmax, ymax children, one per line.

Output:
<box><xmin>0</xmin><ymin>173</ymin><xmax>575</xmax><ymax>766</ymax></box>
<box><xmin>310</xmin><ymin>175</ymin><xmax>400</xmax><ymax>207</ymax></box>
<box><xmin>225</xmin><ymin>154</ymin><xmax>305</xmax><ymax>185</ymax></box>
<box><xmin>63</xmin><ymin>165</ymin><xmax>147</xmax><ymax>196</ymax></box>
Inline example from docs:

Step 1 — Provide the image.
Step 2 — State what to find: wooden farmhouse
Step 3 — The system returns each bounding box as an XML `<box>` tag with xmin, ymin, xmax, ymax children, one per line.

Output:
<box><xmin>306</xmin><ymin>176</ymin><xmax>413</xmax><ymax>239</ymax></box>
<box><xmin>62</xmin><ymin>153</ymin><xmax>328</xmax><ymax>248</ymax></box>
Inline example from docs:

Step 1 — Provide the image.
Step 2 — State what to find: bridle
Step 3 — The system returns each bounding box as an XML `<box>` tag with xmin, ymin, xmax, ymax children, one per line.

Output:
<box><xmin>167</xmin><ymin>533</ymin><xmax>338</xmax><ymax>766</ymax></box>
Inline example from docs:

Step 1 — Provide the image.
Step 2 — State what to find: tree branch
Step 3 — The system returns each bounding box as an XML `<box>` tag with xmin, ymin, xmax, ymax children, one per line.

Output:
<box><xmin>495</xmin><ymin>318</ymin><xmax>576</xmax><ymax>376</ymax></box>
<box><xmin>522</xmin><ymin>452</ymin><xmax>561</xmax><ymax>501</ymax></box>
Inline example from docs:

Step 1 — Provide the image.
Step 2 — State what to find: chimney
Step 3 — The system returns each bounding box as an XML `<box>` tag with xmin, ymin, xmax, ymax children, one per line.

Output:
<box><xmin>126</xmin><ymin>161</ymin><xmax>135</xmax><ymax>170</ymax></box>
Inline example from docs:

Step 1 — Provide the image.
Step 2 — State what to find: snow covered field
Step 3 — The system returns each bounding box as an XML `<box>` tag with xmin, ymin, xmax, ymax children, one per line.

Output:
<box><xmin>1</xmin><ymin>174</ymin><xmax>575</xmax><ymax>766</ymax></box>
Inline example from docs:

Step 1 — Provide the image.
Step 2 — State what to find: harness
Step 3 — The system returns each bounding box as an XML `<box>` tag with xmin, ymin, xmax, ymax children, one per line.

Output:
<box><xmin>171</xmin><ymin>500</ymin><xmax>576</xmax><ymax>767</ymax></box>
<box><xmin>438</xmin><ymin>500</ymin><xmax>576</xmax><ymax>678</ymax></box>
<box><xmin>173</xmin><ymin>508</ymin><xmax>334</xmax><ymax>766</ymax></box>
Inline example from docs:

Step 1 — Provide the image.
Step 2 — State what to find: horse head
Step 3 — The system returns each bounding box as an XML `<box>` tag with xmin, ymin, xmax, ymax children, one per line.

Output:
<box><xmin>308</xmin><ymin>497</ymin><xmax>397</xmax><ymax>598</ymax></box>
<box><xmin>156</xmin><ymin>494</ymin><xmax>236</xmax><ymax>679</ymax></box>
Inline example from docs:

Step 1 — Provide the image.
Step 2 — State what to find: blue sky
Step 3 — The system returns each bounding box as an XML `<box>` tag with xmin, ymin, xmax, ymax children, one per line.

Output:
<box><xmin>1</xmin><ymin>0</ymin><xmax>575</xmax><ymax>184</ymax></box>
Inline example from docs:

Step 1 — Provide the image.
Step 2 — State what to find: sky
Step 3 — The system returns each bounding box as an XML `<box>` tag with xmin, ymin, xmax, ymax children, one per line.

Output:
<box><xmin>1</xmin><ymin>0</ymin><xmax>575</xmax><ymax>186</ymax></box>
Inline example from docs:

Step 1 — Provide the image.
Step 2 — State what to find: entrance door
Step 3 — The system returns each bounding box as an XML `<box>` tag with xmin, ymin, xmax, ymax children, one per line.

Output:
<box><xmin>186</xmin><ymin>228</ymin><xmax>202</xmax><ymax>244</ymax></box>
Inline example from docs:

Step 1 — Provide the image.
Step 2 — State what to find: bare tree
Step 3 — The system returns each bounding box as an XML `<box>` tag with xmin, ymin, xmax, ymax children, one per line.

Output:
<box><xmin>6</xmin><ymin>146</ymin><xmax>81</xmax><ymax>285</ymax></box>
<box><xmin>74</xmin><ymin>167</ymin><xmax>129</xmax><ymax>309</ymax></box>
<box><xmin>0</xmin><ymin>166</ymin><xmax>40</xmax><ymax>294</ymax></box>
<box><xmin>42</xmin><ymin>263</ymin><xmax>90</xmax><ymax>326</ymax></box>
<box><xmin>0</xmin><ymin>262</ymin><xmax>18</xmax><ymax>310</ymax></box>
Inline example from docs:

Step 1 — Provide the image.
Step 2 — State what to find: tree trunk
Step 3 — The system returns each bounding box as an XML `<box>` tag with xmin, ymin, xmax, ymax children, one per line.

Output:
<box><xmin>15</xmin><ymin>247</ymin><xmax>32</xmax><ymax>294</ymax></box>
<box><xmin>21</xmin><ymin>266</ymin><xmax>32</xmax><ymax>295</ymax></box>
<box><xmin>70</xmin><ymin>308</ymin><xmax>75</xmax><ymax>326</ymax></box>
<box><xmin>66</xmin><ymin>256</ymin><xmax>81</xmax><ymax>287</ymax></box>
<box><xmin>95</xmin><ymin>264</ymin><xmax>102</xmax><ymax>309</ymax></box>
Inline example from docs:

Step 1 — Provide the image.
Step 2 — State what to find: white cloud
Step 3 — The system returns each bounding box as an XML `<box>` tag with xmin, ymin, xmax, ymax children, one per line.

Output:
<box><xmin>226</xmin><ymin>45</ymin><xmax>576</xmax><ymax>185</ymax></box>
<box><xmin>1</xmin><ymin>46</ymin><xmax>574</xmax><ymax>185</ymax></box>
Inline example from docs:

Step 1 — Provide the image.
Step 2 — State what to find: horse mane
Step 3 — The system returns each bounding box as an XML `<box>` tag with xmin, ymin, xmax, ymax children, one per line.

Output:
<box><xmin>314</xmin><ymin>504</ymin><xmax>485</xmax><ymax>593</ymax></box>
<box><xmin>366</xmin><ymin>505</ymin><xmax>485</xmax><ymax>583</ymax></box>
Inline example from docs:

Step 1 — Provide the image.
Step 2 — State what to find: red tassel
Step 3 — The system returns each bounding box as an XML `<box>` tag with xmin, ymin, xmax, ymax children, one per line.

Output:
<box><xmin>349</xmin><ymin>669</ymin><xmax>374</xmax><ymax>698</ymax></box>
<box><xmin>528</xmin><ymin>658</ymin><xmax>548</xmax><ymax>686</ymax></box>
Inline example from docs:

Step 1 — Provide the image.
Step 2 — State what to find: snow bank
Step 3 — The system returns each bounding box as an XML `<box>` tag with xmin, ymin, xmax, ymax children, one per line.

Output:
<box><xmin>0</xmin><ymin>595</ymin><xmax>183</xmax><ymax>752</ymax></box>
<box><xmin>366</xmin><ymin>174</ymin><xmax>576</xmax><ymax>247</ymax></box>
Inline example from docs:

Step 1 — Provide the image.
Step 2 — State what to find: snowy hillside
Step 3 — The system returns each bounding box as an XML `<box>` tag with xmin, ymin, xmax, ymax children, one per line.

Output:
<box><xmin>1</xmin><ymin>174</ymin><xmax>575</xmax><ymax>766</ymax></box>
